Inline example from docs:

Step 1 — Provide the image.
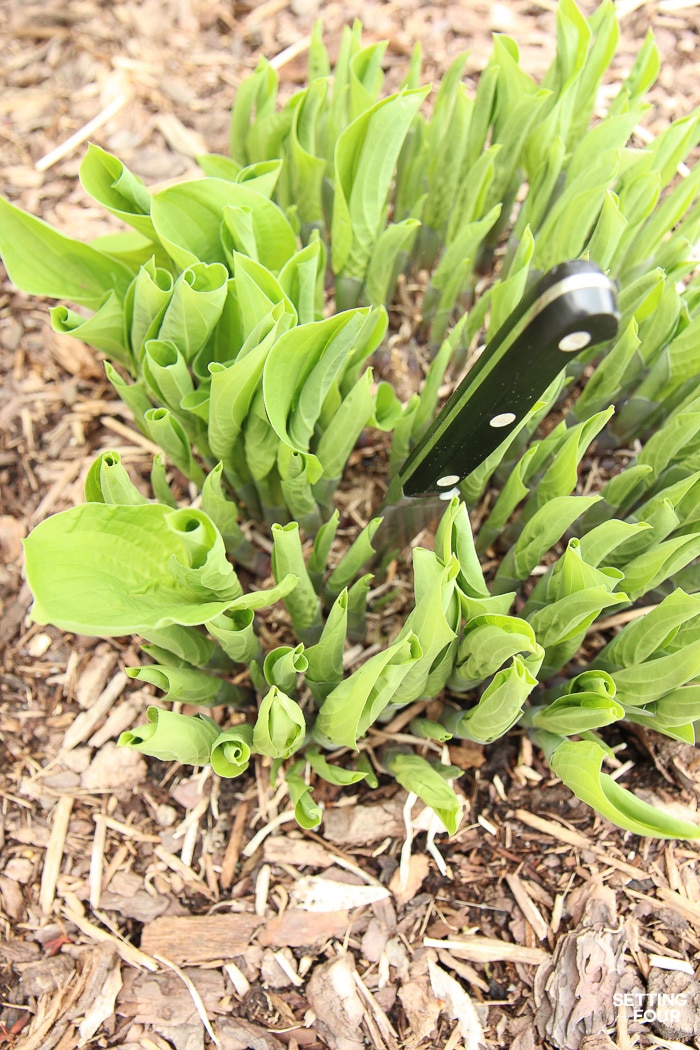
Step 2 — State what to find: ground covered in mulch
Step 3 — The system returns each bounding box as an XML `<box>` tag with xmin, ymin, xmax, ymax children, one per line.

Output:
<box><xmin>2</xmin><ymin>1</ymin><xmax>700</xmax><ymax>1048</ymax></box>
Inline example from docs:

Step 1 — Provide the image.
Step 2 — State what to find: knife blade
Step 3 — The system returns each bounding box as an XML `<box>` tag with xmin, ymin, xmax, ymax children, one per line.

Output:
<box><xmin>375</xmin><ymin>259</ymin><xmax>620</xmax><ymax>552</ymax></box>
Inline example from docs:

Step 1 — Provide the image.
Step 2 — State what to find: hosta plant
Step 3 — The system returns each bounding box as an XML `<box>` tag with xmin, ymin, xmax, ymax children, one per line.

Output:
<box><xmin>5</xmin><ymin>0</ymin><xmax>700</xmax><ymax>839</ymax></box>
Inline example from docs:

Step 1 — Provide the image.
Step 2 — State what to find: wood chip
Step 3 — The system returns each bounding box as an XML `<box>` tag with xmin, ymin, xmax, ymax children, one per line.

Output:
<box><xmin>39</xmin><ymin>794</ymin><xmax>74</xmax><ymax>914</ymax></box>
<box><xmin>140</xmin><ymin>914</ymin><xmax>263</xmax><ymax>964</ymax></box>
<box><xmin>506</xmin><ymin>873</ymin><xmax>549</xmax><ymax>941</ymax></box>
<box><xmin>424</xmin><ymin>936</ymin><xmax>550</xmax><ymax>966</ymax></box>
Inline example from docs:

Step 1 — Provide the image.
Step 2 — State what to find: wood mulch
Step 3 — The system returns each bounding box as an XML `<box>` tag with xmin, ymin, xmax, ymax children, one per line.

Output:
<box><xmin>2</xmin><ymin>1</ymin><xmax>700</xmax><ymax>1048</ymax></box>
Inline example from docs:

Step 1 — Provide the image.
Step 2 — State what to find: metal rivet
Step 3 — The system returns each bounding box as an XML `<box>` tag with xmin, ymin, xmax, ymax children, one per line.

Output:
<box><xmin>489</xmin><ymin>412</ymin><xmax>516</xmax><ymax>428</ymax></box>
<box><xmin>558</xmin><ymin>330</ymin><xmax>592</xmax><ymax>352</ymax></box>
<box><xmin>437</xmin><ymin>474</ymin><xmax>461</xmax><ymax>487</ymax></box>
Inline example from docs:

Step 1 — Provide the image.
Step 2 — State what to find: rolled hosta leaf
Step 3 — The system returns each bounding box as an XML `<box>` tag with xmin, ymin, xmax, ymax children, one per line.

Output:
<box><xmin>24</xmin><ymin>503</ymin><xmax>246</xmax><ymax>635</ymax></box>
<box><xmin>84</xmin><ymin>451</ymin><xmax>149</xmax><ymax>506</ymax></box>
<box><xmin>285</xmin><ymin>764</ymin><xmax>323</xmax><ymax>829</ymax></box>
<box><xmin>493</xmin><ymin>495</ymin><xmax>602</xmax><ymax>594</ymax></box>
<box><xmin>262</xmin><ymin>644</ymin><xmax>308</xmax><ymax>695</ymax></box>
<box><xmin>119</xmin><ymin>707</ymin><xmax>220</xmax><ymax>765</ymax></box>
<box><xmin>444</xmin><ymin>656</ymin><xmax>539</xmax><ymax>743</ymax></box>
<box><xmin>306</xmin><ymin>747</ymin><xmax>367</xmax><ymax>785</ymax></box>
<box><xmin>80</xmin><ymin>143</ymin><xmax>157</xmax><ymax>242</ymax></box>
<box><xmin>263</xmin><ymin>308</ymin><xmax>386</xmax><ymax>454</ymax></box>
<box><xmin>434</xmin><ymin>498</ymin><xmax>515</xmax><ymax>618</ymax></box>
<box><xmin>305</xmin><ymin>589</ymin><xmax>349</xmax><ymax>700</ymax></box>
<box><xmin>51</xmin><ymin>293</ymin><xmax>131</xmax><ymax>368</ymax></box>
<box><xmin>140</xmin><ymin>623</ymin><xmax>224</xmax><ymax>669</ymax></box>
<box><xmin>205</xmin><ymin>608</ymin><xmax>261</xmax><ymax>665</ymax></box>
<box><xmin>157</xmin><ymin>262</ymin><xmax>229</xmax><ymax>362</ymax></box>
<box><xmin>325</xmin><ymin>518</ymin><xmax>383</xmax><ymax>599</ymax></box>
<box><xmin>451</xmin><ymin>614</ymin><xmax>541</xmax><ymax>689</ymax></box>
<box><xmin>610</xmin><ymin>644</ymin><xmax>700</xmax><ymax>708</ymax></box>
<box><xmin>331</xmin><ymin>87</ymin><xmax>430</xmax><ymax>303</ymax></box>
<box><xmin>314</xmin><ymin>633</ymin><xmax>422</xmax><ymax>749</ymax></box>
<box><xmin>143</xmin><ymin>408</ymin><xmax>205</xmax><ymax>486</ymax></box>
<box><xmin>127</xmin><ymin>663</ymin><xmax>245</xmax><ymax>706</ymax></box>
<box><xmin>271</xmin><ymin>522</ymin><xmax>323</xmax><ymax>643</ymax></box>
<box><xmin>384</xmin><ymin>751</ymin><xmax>461</xmax><ymax>836</ymax></box>
<box><xmin>525</xmin><ymin>674</ymin><xmax>624</xmax><ymax>735</ymax></box>
<box><xmin>595</xmin><ymin>588</ymin><xmax>700</xmax><ymax>670</ymax></box>
<box><xmin>253</xmin><ymin>686</ymin><xmax>306</xmax><ymax>759</ymax></box>
<box><xmin>211</xmin><ymin>724</ymin><xmax>254</xmax><ymax>778</ymax></box>
<box><xmin>538</xmin><ymin>734</ymin><xmax>700</xmax><ymax>839</ymax></box>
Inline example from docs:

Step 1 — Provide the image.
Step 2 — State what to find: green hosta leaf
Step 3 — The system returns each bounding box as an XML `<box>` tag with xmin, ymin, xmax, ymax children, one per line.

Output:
<box><xmin>385</xmin><ymin>751</ymin><xmax>461</xmax><ymax>835</ymax></box>
<box><xmin>263</xmin><ymin>644</ymin><xmax>308</xmax><ymax>694</ymax></box>
<box><xmin>150</xmin><ymin>178</ymin><xmax>296</xmax><ymax>271</ymax></box>
<box><xmin>306</xmin><ymin>747</ymin><xmax>367</xmax><ymax>786</ymax></box>
<box><xmin>277</xmin><ymin>446</ymin><xmax>323</xmax><ymax>533</ymax></box>
<box><xmin>79</xmin><ymin>143</ymin><xmax>156</xmax><ymax>241</ymax></box>
<box><xmin>279</xmin><ymin>237</ymin><xmax>326</xmax><ymax>325</ymax></box>
<box><xmin>527</xmin><ymin>409</ymin><xmax>615</xmax><ymax>511</ymax></box>
<box><xmin>305</xmin><ymin>590</ymin><xmax>349</xmax><ymax>700</ymax></box>
<box><xmin>314</xmin><ymin>633</ymin><xmax>422</xmax><ymax>749</ymax></box>
<box><xmin>347</xmin><ymin>572</ymin><xmax>373</xmax><ymax>643</ymax></box>
<box><xmin>527</xmin><ymin>693</ymin><xmax>623</xmax><ymax>735</ymax></box>
<box><xmin>435</xmin><ymin>498</ymin><xmax>515</xmax><ymax>618</ymax></box>
<box><xmin>196</xmin><ymin>154</ymin><xmax>242</xmax><ymax>180</ymax></box>
<box><xmin>611</xmin><ymin>644</ymin><xmax>700</xmax><ymax>707</ymax></box>
<box><xmin>477</xmin><ymin>446</ymin><xmax>538</xmax><ymax>554</ymax></box>
<box><xmin>364</xmin><ymin>218</ymin><xmax>421</xmax><ymax>306</ymax></box>
<box><xmin>620</xmin><ymin>532</ymin><xmax>700</xmax><ymax>602</ymax></box>
<box><xmin>410</xmin><ymin>718</ymin><xmax>453</xmax><ymax>742</ymax></box>
<box><xmin>119</xmin><ymin>707</ymin><xmax>220</xmax><ymax>765</ymax></box>
<box><xmin>143</xmin><ymin>408</ymin><xmax>205</xmax><ymax>486</ymax></box>
<box><xmin>331</xmin><ymin>87</ymin><xmax>430</xmax><ymax>283</ymax></box>
<box><xmin>156</xmin><ymin>263</ymin><xmax>229</xmax><ymax>362</ymax></box>
<box><xmin>445</xmin><ymin>656</ymin><xmax>539</xmax><ymax>744</ymax></box>
<box><xmin>577</xmin><ymin>520</ymin><xmax>651</xmax><ymax>568</ymax></box>
<box><xmin>200</xmin><ymin>462</ymin><xmax>251</xmax><ymax>560</ymax></box>
<box><xmin>285</xmin><ymin>766</ymin><xmax>323</xmax><ymax>829</ymax></box>
<box><xmin>150</xmin><ymin>455</ymin><xmax>178</xmax><ymax>509</ymax></box>
<box><xmin>211</xmin><ymin>724</ymin><xmax>254</xmax><ymax>778</ymax></box>
<box><xmin>307</xmin><ymin>510</ymin><xmax>340</xmax><ymax>587</ymax></box>
<box><xmin>142</xmin><ymin>339</ymin><xmax>194</xmax><ymax>412</ymax></box>
<box><xmin>271</xmin><ymin>522</ymin><xmax>323</xmax><ymax>643</ymax></box>
<box><xmin>0</xmin><ymin>196</ymin><xmax>133</xmax><ymax>307</ymax></box>
<box><xmin>24</xmin><ymin>503</ymin><xmax>249</xmax><ymax>635</ymax></box>
<box><xmin>127</xmin><ymin>663</ymin><xmax>243</xmax><ymax>706</ymax></box>
<box><xmin>452</xmin><ymin>614</ymin><xmax>540</xmax><ymax>687</ymax></box>
<box><xmin>207</xmin><ymin>301</ymin><xmax>287</xmax><ymax>474</ymax></box>
<box><xmin>205</xmin><ymin>608</ymin><xmax>261</xmax><ymax>665</ymax></box>
<box><xmin>51</xmin><ymin>292</ymin><xmax>131</xmax><ymax>368</ymax></box>
<box><xmin>315</xmin><ymin>370</ymin><xmax>375</xmax><ymax>486</ymax></box>
<box><xmin>493</xmin><ymin>495</ymin><xmax>601</xmax><ymax>593</ymax></box>
<box><xmin>528</xmin><ymin>585</ymin><xmax>628</xmax><ymax>677</ymax></box>
<box><xmin>126</xmin><ymin>258</ymin><xmax>174</xmax><ymax>361</ymax></box>
<box><xmin>540</xmin><ymin>734</ymin><xmax>700</xmax><ymax>839</ymax></box>
<box><xmin>597</xmin><ymin>589</ymin><xmax>700</xmax><ymax>670</ymax></box>
<box><xmin>573</xmin><ymin>318</ymin><xmax>641</xmax><ymax>420</ymax></box>
<box><xmin>253</xmin><ymin>686</ymin><xmax>306</xmax><ymax>759</ymax></box>
<box><xmin>84</xmin><ymin>451</ymin><xmax>149</xmax><ymax>506</ymax></box>
<box><xmin>229</xmin><ymin>58</ymin><xmax>279</xmax><ymax>164</ymax></box>
<box><xmin>263</xmin><ymin>308</ymin><xmax>386</xmax><ymax>454</ymax></box>
<box><xmin>391</xmin><ymin>550</ymin><xmax>460</xmax><ymax>705</ymax></box>
<box><xmin>325</xmin><ymin>518</ymin><xmax>382</xmax><ymax>598</ymax></box>
<box><xmin>139</xmin><ymin>623</ymin><xmax>222</xmax><ymax>669</ymax></box>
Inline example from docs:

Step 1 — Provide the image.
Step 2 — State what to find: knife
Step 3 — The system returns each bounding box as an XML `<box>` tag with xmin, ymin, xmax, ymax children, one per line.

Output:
<box><xmin>376</xmin><ymin>259</ymin><xmax>620</xmax><ymax>550</ymax></box>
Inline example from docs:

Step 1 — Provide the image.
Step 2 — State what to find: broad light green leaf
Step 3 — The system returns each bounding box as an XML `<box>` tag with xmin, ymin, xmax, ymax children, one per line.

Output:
<box><xmin>527</xmin><ymin>694</ymin><xmax>624</xmax><ymax>735</ymax></box>
<box><xmin>211</xmin><ymin>724</ymin><xmax>253</xmax><ymax>778</ymax></box>
<box><xmin>596</xmin><ymin>588</ymin><xmax>700</xmax><ymax>669</ymax></box>
<box><xmin>141</xmin><ymin>623</ymin><xmax>223</xmax><ymax>669</ymax></box>
<box><xmin>0</xmin><ymin>196</ymin><xmax>133</xmax><ymax>307</ymax></box>
<box><xmin>253</xmin><ymin>686</ymin><xmax>306</xmax><ymax>759</ymax></box>
<box><xmin>150</xmin><ymin>178</ymin><xmax>296</xmax><ymax>271</ymax></box>
<box><xmin>24</xmin><ymin>503</ymin><xmax>246</xmax><ymax>635</ymax></box>
<box><xmin>119</xmin><ymin>707</ymin><xmax>220</xmax><ymax>765</ymax></box>
<box><xmin>542</xmin><ymin>735</ymin><xmax>700</xmax><ymax>839</ymax></box>
<box><xmin>611</xmin><ymin>644</ymin><xmax>700</xmax><ymax>707</ymax></box>
<box><xmin>620</xmin><ymin>532</ymin><xmax>700</xmax><ymax>602</ymax></box>
<box><xmin>385</xmin><ymin>751</ymin><xmax>461</xmax><ymax>835</ymax></box>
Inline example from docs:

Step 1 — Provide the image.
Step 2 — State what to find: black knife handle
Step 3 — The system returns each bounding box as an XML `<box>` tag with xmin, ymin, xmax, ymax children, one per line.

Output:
<box><xmin>398</xmin><ymin>260</ymin><xmax>620</xmax><ymax>498</ymax></box>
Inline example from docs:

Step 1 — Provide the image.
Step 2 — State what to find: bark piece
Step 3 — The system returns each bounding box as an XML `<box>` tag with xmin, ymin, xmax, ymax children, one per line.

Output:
<box><xmin>306</xmin><ymin>954</ymin><xmax>365</xmax><ymax>1050</ymax></box>
<box><xmin>259</xmin><ymin>908</ymin><xmax>352</xmax><ymax>948</ymax></box>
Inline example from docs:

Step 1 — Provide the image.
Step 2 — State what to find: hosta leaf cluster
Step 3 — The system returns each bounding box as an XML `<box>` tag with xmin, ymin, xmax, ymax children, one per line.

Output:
<box><xmin>4</xmin><ymin>0</ymin><xmax>700</xmax><ymax>839</ymax></box>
